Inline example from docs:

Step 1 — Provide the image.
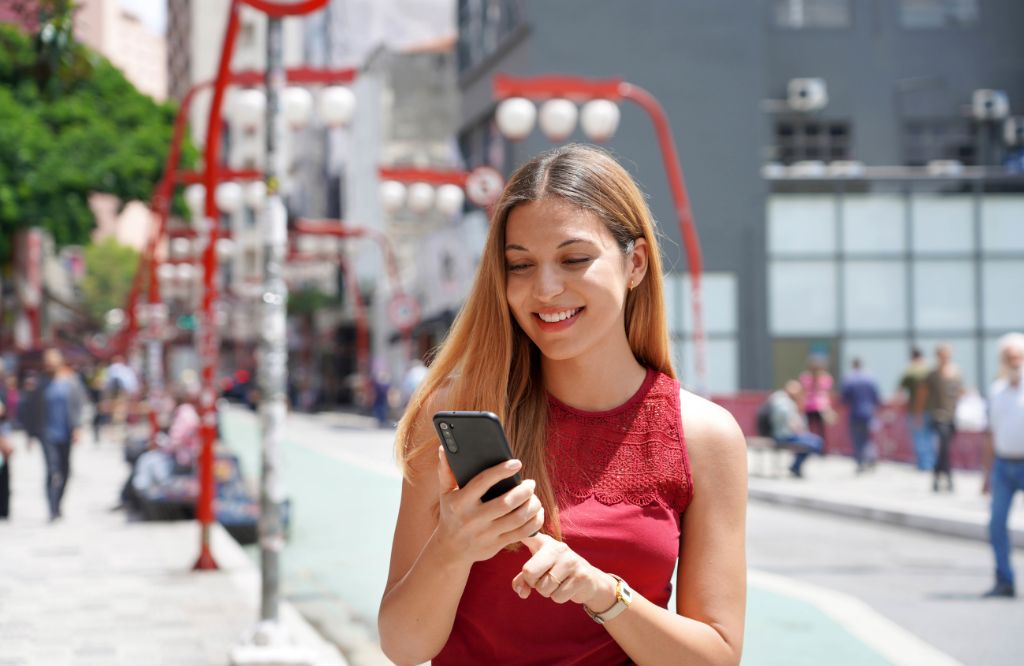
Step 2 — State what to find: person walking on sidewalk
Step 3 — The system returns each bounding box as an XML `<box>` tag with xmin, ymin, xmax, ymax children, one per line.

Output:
<box><xmin>800</xmin><ymin>355</ymin><xmax>834</xmax><ymax>453</ymax></box>
<box><xmin>24</xmin><ymin>349</ymin><xmax>87</xmax><ymax>521</ymax></box>
<box><xmin>841</xmin><ymin>358</ymin><xmax>881</xmax><ymax>473</ymax></box>
<box><xmin>899</xmin><ymin>347</ymin><xmax>934</xmax><ymax>471</ymax></box>
<box><xmin>917</xmin><ymin>344</ymin><xmax>964</xmax><ymax>492</ymax></box>
<box><xmin>379</xmin><ymin>145</ymin><xmax>747</xmax><ymax>665</ymax></box>
<box><xmin>983</xmin><ymin>332</ymin><xmax>1024</xmax><ymax>598</ymax></box>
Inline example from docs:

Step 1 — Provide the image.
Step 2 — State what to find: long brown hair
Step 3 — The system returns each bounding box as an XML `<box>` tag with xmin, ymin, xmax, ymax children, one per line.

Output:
<box><xmin>395</xmin><ymin>144</ymin><xmax>675</xmax><ymax>538</ymax></box>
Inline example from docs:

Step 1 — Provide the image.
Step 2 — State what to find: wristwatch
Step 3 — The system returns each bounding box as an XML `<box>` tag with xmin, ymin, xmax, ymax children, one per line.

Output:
<box><xmin>584</xmin><ymin>574</ymin><xmax>633</xmax><ymax>625</ymax></box>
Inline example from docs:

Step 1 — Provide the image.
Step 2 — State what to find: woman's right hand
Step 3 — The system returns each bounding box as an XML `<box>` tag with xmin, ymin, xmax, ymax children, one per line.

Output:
<box><xmin>434</xmin><ymin>446</ymin><xmax>545</xmax><ymax>564</ymax></box>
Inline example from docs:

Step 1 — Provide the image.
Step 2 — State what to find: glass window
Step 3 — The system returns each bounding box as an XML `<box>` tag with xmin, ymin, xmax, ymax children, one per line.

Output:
<box><xmin>843</xmin><ymin>261</ymin><xmax>907</xmax><ymax>332</ymax></box>
<box><xmin>914</xmin><ymin>337</ymin><xmax>979</xmax><ymax>390</ymax></box>
<box><xmin>842</xmin><ymin>195</ymin><xmax>905</xmax><ymax>255</ymax></box>
<box><xmin>673</xmin><ymin>338</ymin><xmax>738</xmax><ymax>395</ymax></box>
<box><xmin>980</xmin><ymin>196</ymin><xmax>1024</xmax><ymax>252</ymax></box>
<box><xmin>768</xmin><ymin>195</ymin><xmax>837</xmax><ymax>255</ymax></box>
<box><xmin>774</xmin><ymin>0</ymin><xmax>851</xmax><ymax>28</ymax></box>
<box><xmin>840</xmin><ymin>338</ymin><xmax>912</xmax><ymax>398</ymax></box>
<box><xmin>665</xmin><ymin>273</ymin><xmax>737</xmax><ymax>336</ymax></box>
<box><xmin>770</xmin><ymin>261</ymin><xmax>837</xmax><ymax>334</ymax></box>
<box><xmin>982</xmin><ymin>261</ymin><xmax>1024</xmax><ymax>331</ymax></box>
<box><xmin>900</xmin><ymin>0</ymin><xmax>978</xmax><ymax>29</ymax></box>
<box><xmin>913</xmin><ymin>260</ymin><xmax>976</xmax><ymax>332</ymax></box>
<box><xmin>911</xmin><ymin>194</ymin><xmax>974</xmax><ymax>254</ymax></box>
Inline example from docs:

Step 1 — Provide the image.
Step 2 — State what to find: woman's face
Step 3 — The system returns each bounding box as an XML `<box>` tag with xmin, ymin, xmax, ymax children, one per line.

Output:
<box><xmin>503</xmin><ymin>196</ymin><xmax>646</xmax><ymax>363</ymax></box>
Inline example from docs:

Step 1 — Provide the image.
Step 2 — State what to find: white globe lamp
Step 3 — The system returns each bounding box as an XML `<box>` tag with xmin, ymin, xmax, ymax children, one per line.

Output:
<box><xmin>157</xmin><ymin>263</ymin><xmax>176</xmax><ymax>284</ymax></box>
<box><xmin>297</xmin><ymin>234</ymin><xmax>319</xmax><ymax>256</ymax></box>
<box><xmin>406</xmin><ymin>182</ymin><xmax>436</xmax><ymax>214</ymax></box>
<box><xmin>244</xmin><ymin>181</ymin><xmax>267</xmax><ymax>210</ymax></box>
<box><xmin>175</xmin><ymin>263</ymin><xmax>195</xmax><ymax>282</ymax></box>
<box><xmin>216</xmin><ymin>237</ymin><xmax>236</xmax><ymax>262</ymax></box>
<box><xmin>495</xmin><ymin>97</ymin><xmax>537</xmax><ymax>140</ymax></box>
<box><xmin>283</xmin><ymin>87</ymin><xmax>314</xmax><ymax>129</ymax></box>
<box><xmin>232</xmin><ymin>88</ymin><xmax>266</xmax><ymax>129</ymax></box>
<box><xmin>319</xmin><ymin>86</ymin><xmax>356</xmax><ymax>128</ymax></box>
<box><xmin>435</xmin><ymin>184</ymin><xmax>465</xmax><ymax>216</ymax></box>
<box><xmin>379</xmin><ymin>181</ymin><xmax>407</xmax><ymax>214</ymax></box>
<box><xmin>185</xmin><ymin>184</ymin><xmax>205</xmax><ymax>216</ymax></box>
<box><xmin>215</xmin><ymin>182</ymin><xmax>244</xmax><ymax>214</ymax></box>
<box><xmin>580</xmin><ymin>99</ymin><xmax>621</xmax><ymax>143</ymax></box>
<box><xmin>105</xmin><ymin>308</ymin><xmax>125</xmax><ymax>331</ymax></box>
<box><xmin>538</xmin><ymin>99</ymin><xmax>578</xmax><ymax>142</ymax></box>
<box><xmin>170</xmin><ymin>237</ymin><xmax>193</xmax><ymax>260</ymax></box>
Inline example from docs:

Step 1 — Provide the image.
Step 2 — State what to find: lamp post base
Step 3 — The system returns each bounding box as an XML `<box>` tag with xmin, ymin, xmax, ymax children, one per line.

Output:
<box><xmin>193</xmin><ymin>542</ymin><xmax>219</xmax><ymax>570</ymax></box>
<box><xmin>230</xmin><ymin>621</ymin><xmax>314</xmax><ymax>666</ymax></box>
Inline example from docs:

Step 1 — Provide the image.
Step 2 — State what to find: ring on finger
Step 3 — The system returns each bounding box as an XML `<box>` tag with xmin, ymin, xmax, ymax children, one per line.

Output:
<box><xmin>543</xmin><ymin>571</ymin><xmax>562</xmax><ymax>586</ymax></box>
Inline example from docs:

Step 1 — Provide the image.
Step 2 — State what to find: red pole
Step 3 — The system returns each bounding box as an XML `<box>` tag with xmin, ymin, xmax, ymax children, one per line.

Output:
<box><xmin>618</xmin><ymin>82</ymin><xmax>707</xmax><ymax>394</ymax></box>
<box><xmin>194</xmin><ymin>0</ymin><xmax>243</xmax><ymax>571</ymax></box>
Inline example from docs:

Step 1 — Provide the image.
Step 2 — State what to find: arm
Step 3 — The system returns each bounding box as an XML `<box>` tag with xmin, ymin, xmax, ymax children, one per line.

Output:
<box><xmin>378</xmin><ymin>408</ymin><xmax>544</xmax><ymax>665</ymax></box>
<box><xmin>512</xmin><ymin>392</ymin><xmax>747</xmax><ymax>666</ymax></box>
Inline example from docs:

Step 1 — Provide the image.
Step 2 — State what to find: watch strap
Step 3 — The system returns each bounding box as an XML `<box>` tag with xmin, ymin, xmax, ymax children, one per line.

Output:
<box><xmin>584</xmin><ymin>574</ymin><xmax>633</xmax><ymax>625</ymax></box>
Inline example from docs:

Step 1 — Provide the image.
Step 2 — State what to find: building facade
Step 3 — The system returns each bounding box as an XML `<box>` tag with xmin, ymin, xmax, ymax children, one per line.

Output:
<box><xmin>456</xmin><ymin>0</ymin><xmax>1024</xmax><ymax>393</ymax></box>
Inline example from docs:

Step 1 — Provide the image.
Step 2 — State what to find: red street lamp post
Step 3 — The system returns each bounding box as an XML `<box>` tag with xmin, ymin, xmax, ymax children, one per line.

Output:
<box><xmin>492</xmin><ymin>74</ymin><xmax>708</xmax><ymax>394</ymax></box>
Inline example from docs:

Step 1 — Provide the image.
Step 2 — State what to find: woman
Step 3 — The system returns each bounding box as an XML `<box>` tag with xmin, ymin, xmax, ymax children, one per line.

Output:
<box><xmin>378</xmin><ymin>145</ymin><xmax>747</xmax><ymax>665</ymax></box>
<box><xmin>799</xmin><ymin>354</ymin><xmax>833</xmax><ymax>452</ymax></box>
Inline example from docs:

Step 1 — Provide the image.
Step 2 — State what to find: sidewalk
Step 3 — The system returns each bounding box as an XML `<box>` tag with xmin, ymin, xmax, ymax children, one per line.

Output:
<box><xmin>748</xmin><ymin>449</ymin><xmax>1024</xmax><ymax>548</ymax></box>
<box><xmin>0</xmin><ymin>429</ymin><xmax>347</xmax><ymax>666</ymax></box>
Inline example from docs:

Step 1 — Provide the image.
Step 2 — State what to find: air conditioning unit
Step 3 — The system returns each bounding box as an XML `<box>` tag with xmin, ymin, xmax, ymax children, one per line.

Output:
<box><xmin>789</xmin><ymin>160</ymin><xmax>827</xmax><ymax>177</ymax></box>
<box><xmin>972</xmin><ymin>89</ymin><xmax>1010</xmax><ymax>120</ymax></box>
<box><xmin>827</xmin><ymin>160</ymin><xmax>866</xmax><ymax>177</ymax></box>
<box><xmin>788</xmin><ymin>78</ymin><xmax>828</xmax><ymax>112</ymax></box>
<box><xmin>1005</xmin><ymin>117</ymin><xmax>1024</xmax><ymax>146</ymax></box>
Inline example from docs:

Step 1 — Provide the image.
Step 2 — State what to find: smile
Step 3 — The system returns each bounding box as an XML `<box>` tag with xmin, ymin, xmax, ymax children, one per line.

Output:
<box><xmin>535</xmin><ymin>308</ymin><xmax>583</xmax><ymax>324</ymax></box>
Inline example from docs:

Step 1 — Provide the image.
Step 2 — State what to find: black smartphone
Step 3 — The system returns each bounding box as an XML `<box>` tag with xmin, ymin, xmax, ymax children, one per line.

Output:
<box><xmin>433</xmin><ymin>411</ymin><xmax>521</xmax><ymax>502</ymax></box>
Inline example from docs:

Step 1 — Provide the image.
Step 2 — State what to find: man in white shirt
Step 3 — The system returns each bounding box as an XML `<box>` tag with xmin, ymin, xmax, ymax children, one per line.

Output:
<box><xmin>984</xmin><ymin>332</ymin><xmax>1024</xmax><ymax>598</ymax></box>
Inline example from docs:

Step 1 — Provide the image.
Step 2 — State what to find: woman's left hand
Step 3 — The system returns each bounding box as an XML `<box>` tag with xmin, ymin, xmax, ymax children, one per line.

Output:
<box><xmin>512</xmin><ymin>534</ymin><xmax>617</xmax><ymax>610</ymax></box>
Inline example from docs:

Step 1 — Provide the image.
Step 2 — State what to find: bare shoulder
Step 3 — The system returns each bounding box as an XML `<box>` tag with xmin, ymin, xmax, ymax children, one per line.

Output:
<box><xmin>678</xmin><ymin>388</ymin><xmax>747</xmax><ymax>482</ymax></box>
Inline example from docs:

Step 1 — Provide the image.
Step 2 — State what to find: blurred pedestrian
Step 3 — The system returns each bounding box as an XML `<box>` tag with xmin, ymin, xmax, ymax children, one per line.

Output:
<box><xmin>767</xmin><ymin>380</ymin><xmax>825</xmax><ymax>478</ymax></box>
<box><xmin>799</xmin><ymin>354</ymin><xmax>834</xmax><ymax>453</ymax></box>
<box><xmin>899</xmin><ymin>347</ymin><xmax>934</xmax><ymax>470</ymax></box>
<box><xmin>3</xmin><ymin>372</ymin><xmax>20</xmax><ymax>431</ymax></box>
<box><xmin>982</xmin><ymin>332</ymin><xmax>1024</xmax><ymax>598</ymax></box>
<box><xmin>24</xmin><ymin>349</ymin><xmax>87</xmax><ymax>521</ymax></box>
<box><xmin>917</xmin><ymin>343</ymin><xmax>964</xmax><ymax>492</ymax></box>
<box><xmin>380</xmin><ymin>145</ymin><xmax>746</xmax><ymax>663</ymax></box>
<box><xmin>0</xmin><ymin>397</ymin><xmax>14</xmax><ymax>519</ymax></box>
<box><xmin>841</xmin><ymin>358</ymin><xmax>881</xmax><ymax>473</ymax></box>
<box><xmin>400</xmin><ymin>359</ymin><xmax>428</xmax><ymax>410</ymax></box>
<box><xmin>371</xmin><ymin>369</ymin><xmax>392</xmax><ymax>428</ymax></box>
<box><xmin>104</xmin><ymin>354</ymin><xmax>138</xmax><ymax>435</ymax></box>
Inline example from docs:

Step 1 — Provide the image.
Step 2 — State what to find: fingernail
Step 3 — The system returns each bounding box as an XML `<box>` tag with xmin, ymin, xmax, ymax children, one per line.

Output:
<box><xmin>507</xmin><ymin>459</ymin><xmax>522</xmax><ymax>470</ymax></box>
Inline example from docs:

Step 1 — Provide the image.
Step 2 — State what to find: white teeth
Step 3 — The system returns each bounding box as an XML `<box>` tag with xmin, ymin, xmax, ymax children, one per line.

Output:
<box><xmin>538</xmin><ymin>308</ymin><xmax>579</xmax><ymax>323</ymax></box>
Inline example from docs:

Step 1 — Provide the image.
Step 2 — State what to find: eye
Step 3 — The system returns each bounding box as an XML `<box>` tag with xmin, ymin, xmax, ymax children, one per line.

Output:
<box><xmin>563</xmin><ymin>256</ymin><xmax>592</xmax><ymax>267</ymax></box>
<box><xmin>506</xmin><ymin>261</ymin><xmax>532</xmax><ymax>273</ymax></box>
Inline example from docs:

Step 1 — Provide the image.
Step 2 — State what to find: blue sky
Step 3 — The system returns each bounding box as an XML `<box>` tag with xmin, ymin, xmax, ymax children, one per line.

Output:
<box><xmin>119</xmin><ymin>0</ymin><xmax>167</xmax><ymax>36</ymax></box>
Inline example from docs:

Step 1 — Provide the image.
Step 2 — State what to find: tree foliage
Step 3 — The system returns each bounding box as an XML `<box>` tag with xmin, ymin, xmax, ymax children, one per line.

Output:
<box><xmin>0</xmin><ymin>17</ymin><xmax>196</xmax><ymax>262</ymax></box>
<box><xmin>79</xmin><ymin>237</ymin><xmax>139</xmax><ymax>323</ymax></box>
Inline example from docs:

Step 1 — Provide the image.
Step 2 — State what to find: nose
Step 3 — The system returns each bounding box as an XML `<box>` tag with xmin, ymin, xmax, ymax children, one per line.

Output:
<box><xmin>532</xmin><ymin>264</ymin><xmax>564</xmax><ymax>302</ymax></box>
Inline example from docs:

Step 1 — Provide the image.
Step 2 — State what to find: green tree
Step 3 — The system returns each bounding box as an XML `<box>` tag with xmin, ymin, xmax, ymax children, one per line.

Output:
<box><xmin>79</xmin><ymin>238</ymin><xmax>139</xmax><ymax>322</ymax></box>
<box><xmin>0</xmin><ymin>17</ymin><xmax>196</xmax><ymax>262</ymax></box>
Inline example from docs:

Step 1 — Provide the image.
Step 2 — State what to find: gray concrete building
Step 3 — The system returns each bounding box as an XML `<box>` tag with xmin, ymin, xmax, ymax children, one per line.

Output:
<box><xmin>457</xmin><ymin>0</ymin><xmax>1024</xmax><ymax>393</ymax></box>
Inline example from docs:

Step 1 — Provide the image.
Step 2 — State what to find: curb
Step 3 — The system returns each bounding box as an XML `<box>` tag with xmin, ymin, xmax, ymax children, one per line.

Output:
<box><xmin>748</xmin><ymin>486</ymin><xmax>1024</xmax><ymax>548</ymax></box>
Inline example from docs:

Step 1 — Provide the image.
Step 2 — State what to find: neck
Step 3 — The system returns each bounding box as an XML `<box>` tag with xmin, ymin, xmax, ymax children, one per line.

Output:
<box><xmin>541</xmin><ymin>336</ymin><xmax>648</xmax><ymax>412</ymax></box>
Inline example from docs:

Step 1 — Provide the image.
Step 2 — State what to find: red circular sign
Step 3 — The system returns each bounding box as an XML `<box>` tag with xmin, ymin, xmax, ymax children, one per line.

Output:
<box><xmin>465</xmin><ymin>166</ymin><xmax>504</xmax><ymax>208</ymax></box>
<box><xmin>388</xmin><ymin>294</ymin><xmax>421</xmax><ymax>331</ymax></box>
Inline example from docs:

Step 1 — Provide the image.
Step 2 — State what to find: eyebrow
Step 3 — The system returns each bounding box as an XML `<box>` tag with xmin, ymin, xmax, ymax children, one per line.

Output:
<box><xmin>504</xmin><ymin>238</ymin><xmax>594</xmax><ymax>252</ymax></box>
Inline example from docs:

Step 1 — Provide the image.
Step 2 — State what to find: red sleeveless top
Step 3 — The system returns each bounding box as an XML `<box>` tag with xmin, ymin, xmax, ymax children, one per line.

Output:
<box><xmin>434</xmin><ymin>368</ymin><xmax>693</xmax><ymax>665</ymax></box>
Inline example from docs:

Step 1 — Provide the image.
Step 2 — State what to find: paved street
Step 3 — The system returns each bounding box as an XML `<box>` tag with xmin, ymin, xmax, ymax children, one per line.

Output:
<box><xmin>221</xmin><ymin>404</ymin><xmax>1024</xmax><ymax>666</ymax></box>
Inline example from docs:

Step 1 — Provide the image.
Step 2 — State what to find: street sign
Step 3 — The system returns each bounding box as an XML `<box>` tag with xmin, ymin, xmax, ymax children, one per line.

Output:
<box><xmin>465</xmin><ymin>166</ymin><xmax>504</xmax><ymax>208</ymax></box>
<box><xmin>388</xmin><ymin>294</ymin><xmax>421</xmax><ymax>331</ymax></box>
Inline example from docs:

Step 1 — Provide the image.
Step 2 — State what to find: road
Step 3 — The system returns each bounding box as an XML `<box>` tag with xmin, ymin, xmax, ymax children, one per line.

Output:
<box><xmin>220</xmin><ymin>405</ymin><xmax>1022</xmax><ymax>665</ymax></box>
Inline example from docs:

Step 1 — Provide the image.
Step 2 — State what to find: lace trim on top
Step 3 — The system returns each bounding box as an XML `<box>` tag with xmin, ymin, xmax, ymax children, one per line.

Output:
<box><xmin>546</xmin><ymin>369</ymin><xmax>693</xmax><ymax>514</ymax></box>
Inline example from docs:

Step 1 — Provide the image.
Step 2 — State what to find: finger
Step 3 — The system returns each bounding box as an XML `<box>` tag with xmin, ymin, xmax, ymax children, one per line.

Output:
<box><xmin>520</xmin><ymin>532</ymin><xmax>554</xmax><ymax>554</ymax></box>
<box><xmin>511</xmin><ymin>571</ymin><xmax>531</xmax><ymax>599</ymax></box>
<box><xmin>436</xmin><ymin>446</ymin><xmax>458</xmax><ymax>493</ymax></box>
<box><xmin>492</xmin><ymin>493</ymin><xmax>542</xmax><ymax>536</ymax></box>
<box><xmin>461</xmin><ymin>458</ymin><xmax>523</xmax><ymax>502</ymax></box>
<box><xmin>519</xmin><ymin>541</ymin><xmax>562</xmax><ymax>589</ymax></box>
<box><xmin>533</xmin><ymin>570</ymin><xmax>563</xmax><ymax>598</ymax></box>
<box><xmin>481</xmin><ymin>478</ymin><xmax>536</xmax><ymax>520</ymax></box>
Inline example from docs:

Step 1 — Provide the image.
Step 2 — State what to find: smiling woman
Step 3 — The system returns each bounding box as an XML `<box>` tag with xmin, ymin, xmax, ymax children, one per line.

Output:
<box><xmin>379</xmin><ymin>144</ymin><xmax>748</xmax><ymax>666</ymax></box>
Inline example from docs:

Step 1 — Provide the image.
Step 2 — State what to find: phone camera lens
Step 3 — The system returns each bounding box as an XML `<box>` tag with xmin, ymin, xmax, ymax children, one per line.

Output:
<box><xmin>439</xmin><ymin>422</ymin><xmax>449</xmax><ymax>430</ymax></box>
